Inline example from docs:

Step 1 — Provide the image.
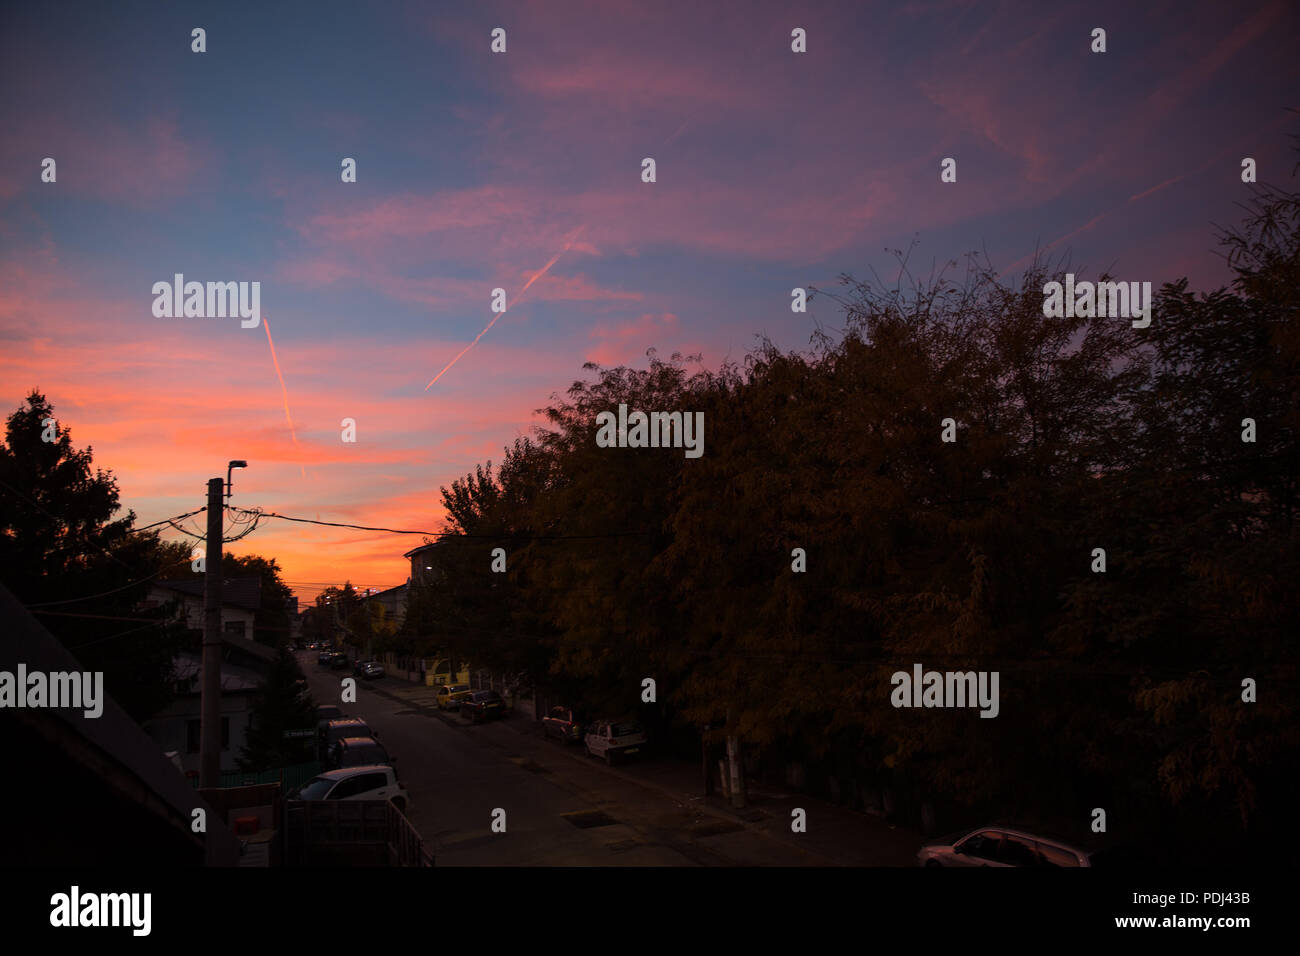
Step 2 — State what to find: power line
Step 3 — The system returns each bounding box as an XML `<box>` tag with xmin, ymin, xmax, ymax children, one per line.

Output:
<box><xmin>227</xmin><ymin>506</ymin><xmax>654</xmax><ymax>540</ymax></box>
<box><xmin>131</xmin><ymin>508</ymin><xmax>207</xmax><ymax>534</ymax></box>
<box><xmin>24</xmin><ymin>554</ymin><xmax>197</xmax><ymax>607</ymax></box>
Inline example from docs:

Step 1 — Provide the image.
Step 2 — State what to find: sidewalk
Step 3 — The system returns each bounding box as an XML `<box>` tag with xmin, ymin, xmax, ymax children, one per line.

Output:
<box><xmin>369</xmin><ymin>674</ymin><xmax>922</xmax><ymax>866</ymax></box>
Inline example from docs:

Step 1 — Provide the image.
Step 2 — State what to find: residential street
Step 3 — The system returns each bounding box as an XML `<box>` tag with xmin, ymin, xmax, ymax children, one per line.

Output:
<box><xmin>298</xmin><ymin>654</ymin><xmax>921</xmax><ymax>866</ymax></box>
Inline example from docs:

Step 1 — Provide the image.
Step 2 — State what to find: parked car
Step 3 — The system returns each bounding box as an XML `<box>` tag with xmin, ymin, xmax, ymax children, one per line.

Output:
<box><xmin>583</xmin><ymin>719</ymin><xmax>647</xmax><ymax>765</ymax></box>
<box><xmin>435</xmin><ymin>684</ymin><xmax>472</xmax><ymax>710</ymax></box>
<box><xmin>916</xmin><ymin>826</ymin><xmax>1097</xmax><ymax>867</ymax></box>
<box><xmin>289</xmin><ymin>765</ymin><xmax>408</xmax><ymax>811</ymax></box>
<box><xmin>328</xmin><ymin>736</ymin><xmax>396</xmax><ymax>773</ymax></box>
<box><xmin>460</xmin><ymin>690</ymin><xmax>505</xmax><ymax>723</ymax></box>
<box><xmin>542</xmin><ymin>706</ymin><xmax>586</xmax><ymax>744</ymax></box>
<box><xmin>361</xmin><ymin>661</ymin><xmax>385</xmax><ymax>680</ymax></box>
<box><xmin>330</xmin><ymin>653</ymin><xmax>350</xmax><ymax>670</ymax></box>
<box><xmin>315</xmin><ymin>704</ymin><xmax>343</xmax><ymax>723</ymax></box>
<box><xmin>318</xmin><ymin>717</ymin><xmax>378</xmax><ymax>761</ymax></box>
<box><xmin>318</xmin><ymin>649</ymin><xmax>334</xmax><ymax>666</ymax></box>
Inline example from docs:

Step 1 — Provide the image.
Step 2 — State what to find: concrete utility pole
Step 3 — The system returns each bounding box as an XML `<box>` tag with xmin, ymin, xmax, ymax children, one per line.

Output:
<box><xmin>727</xmin><ymin>733</ymin><xmax>746</xmax><ymax>809</ymax></box>
<box><xmin>199</xmin><ymin>460</ymin><xmax>245</xmax><ymax>788</ymax></box>
<box><xmin>199</xmin><ymin>477</ymin><xmax>224</xmax><ymax>788</ymax></box>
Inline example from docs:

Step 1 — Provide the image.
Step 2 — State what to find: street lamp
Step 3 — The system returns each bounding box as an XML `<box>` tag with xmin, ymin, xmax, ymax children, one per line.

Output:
<box><xmin>226</xmin><ymin>459</ymin><xmax>247</xmax><ymax>499</ymax></box>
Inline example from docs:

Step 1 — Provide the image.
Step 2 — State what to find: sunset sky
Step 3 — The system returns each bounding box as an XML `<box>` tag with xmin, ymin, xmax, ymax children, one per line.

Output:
<box><xmin>2</xmin><ymin>0</ymin><xmax>1297</xmax><ymax>605</ymax></box>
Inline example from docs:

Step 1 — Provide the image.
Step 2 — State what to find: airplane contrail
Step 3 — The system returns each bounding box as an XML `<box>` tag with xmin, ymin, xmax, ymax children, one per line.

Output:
<box><xmin>424</xmin><ymin>225</ymin><xmax>586</xmax><ymax>391</ymax></box>
<box><xmin>263</xmin><ymin>315</ymin><xmax>306</xmax><ymax>477</ymax></box>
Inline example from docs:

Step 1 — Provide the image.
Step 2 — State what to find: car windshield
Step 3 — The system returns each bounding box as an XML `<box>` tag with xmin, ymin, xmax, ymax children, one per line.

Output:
<box><xmin>294</xmin><ymin>776</ymin><xmax>335</xmax><ymax>800</ymax></box>
<box><xmin>332</xmin><ymin>723</ymin><xmax>369</xmax><ymax>739</ymax></box>
<box><xmin>611</xmin><ymin>722</ymin><xmax>642</xmax><ymax>736</ymax></box>
<box><xmin>478</xmin><ymin>691</ymin><xmax>500</xmax><ymax>701</ymax></box>
<box><xmin>342</xmin><ymin>744</ymin><xmax>387</xmax><ymax>765</ymax></box>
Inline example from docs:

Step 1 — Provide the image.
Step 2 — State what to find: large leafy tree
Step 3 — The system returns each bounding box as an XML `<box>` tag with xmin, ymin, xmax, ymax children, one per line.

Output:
<box><xmin>410</xmin><ymin>138</ymin><xmax>1298</xmax><ymax>857</ymax></box>
<box><xmin>0</xmin><ymin>391</ymin><xmax>189</xmax><ymax>721</ymax></box>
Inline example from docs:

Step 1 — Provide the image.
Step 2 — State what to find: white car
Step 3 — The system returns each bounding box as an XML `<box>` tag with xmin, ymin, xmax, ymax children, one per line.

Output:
<box><xmin>289</xmin><ymin>765</ymin><xmax>409</xmax><ymax>812</ymax></box>
<box><xmin>583</xmin><ymin>720</ymin><xmax>647</xmax><ymax>765</ymax></box>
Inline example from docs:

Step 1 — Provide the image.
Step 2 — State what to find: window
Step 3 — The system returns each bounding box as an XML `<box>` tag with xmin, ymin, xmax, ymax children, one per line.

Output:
<box><xmin>1037</xmin><ymin>842</ymin><xmax>1082</xmax><ymax>867</ymax></box>
<box><xmin>330</xmin><ymin>772</ymin><xmax>387</xmax><ymax>798</ymax></box>
<box><xmin>295</xmin><ymin>777</ymin><xmax>334</xmax><ymax>800</ymax></box>
<box><xmin>997</xmin><ymin>834</ymin><xmax>1041</xmax><ymax>867</ymax></box>
<box><xmin>223</xmin><ymin>619</ymin><xmax>246</xmax><ymax>639</ymax></box>
<box><xmin>956</xmin><ymin>831</ymin><xmax>1002</xmax><ymax>861</ymax></box>
<box><xmin>340</xmin><ymin>743</ymin><xmax>388</xmax><ymax>767</ymax></box>
<box><xmin>185</xmin><ymin>717</ymin><xmax>230</xmax><ymax>753</ymax></box>
<box><xmin>328</xmin><ymin>775</ymin><xmax>367</xmax><ymax>799</ymax></box>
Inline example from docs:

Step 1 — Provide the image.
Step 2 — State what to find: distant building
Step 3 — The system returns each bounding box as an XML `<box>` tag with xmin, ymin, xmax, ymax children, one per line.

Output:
<box><xmin>404</xmin><ymin>541</ymin><xmax>441</xmax><ymax>590</ymax></box>
<box><xmin>285</xmin><ymin>595</ymin><xmax>301</xmax><ymax>641</ymax></box>
<box><xmin>359</xmin><ymin>582</ymin><xmax>408</xmax><ymax>628</ymax></box>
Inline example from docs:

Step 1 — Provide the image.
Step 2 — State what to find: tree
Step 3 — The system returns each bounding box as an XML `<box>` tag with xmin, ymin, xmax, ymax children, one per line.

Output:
<box><xmin>0</xmin><ymin>391</ymin><xmax>189</xmax><ymax>721</ymax></box>
<box><xmin>237</xmin><ymin>647</ymin><xmax>317</xmax><ymax>771</ymax></box>
<box><xmin>221</xmin><ymin>552</ymin><xmax>294</xmax><ymax>647</ymax></box>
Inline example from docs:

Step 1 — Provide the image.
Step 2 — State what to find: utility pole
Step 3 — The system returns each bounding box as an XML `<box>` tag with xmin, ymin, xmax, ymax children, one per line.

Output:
<box><xmin>725</xmin><ymin>709</ymin><xmax>746</xmax><ymax>810</ymax></box>
<box><xmin>199</xmin><ymin>477</ymin><xmax>224</xmax><ymax>788</ymax></box>
<box><xmin>199</xmin><ymin>460</ymin><xmax>245</xmax><ymax>789</ymax></box>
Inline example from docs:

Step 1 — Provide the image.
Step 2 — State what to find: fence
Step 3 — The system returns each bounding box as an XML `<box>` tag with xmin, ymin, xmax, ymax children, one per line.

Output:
<box><xmin>282</xmin><ymin>799</ymin><xmax>432</xmax><ymax>866</ymax></box>
<box><xmin>190</xmin><ymin>760</ymin><xmax>321</xmax><ymax>793</ymax></box>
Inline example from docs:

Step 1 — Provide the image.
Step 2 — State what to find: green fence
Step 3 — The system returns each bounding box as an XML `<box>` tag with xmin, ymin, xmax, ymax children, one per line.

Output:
<box><xmin>192</xmin><ymin>761</ymin><xmax>322</xmax><ymax>792</ymax></box>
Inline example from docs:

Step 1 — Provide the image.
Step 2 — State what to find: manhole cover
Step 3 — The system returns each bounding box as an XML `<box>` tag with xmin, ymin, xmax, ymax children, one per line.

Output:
<box><xmin>563</xmin><ymin>810</ymin><xmax>620</xmax><ymax>829</ymax></box>
<box><xmin>515</xmin><ymin>759</ymin><xmax>551</xmax><ymax>774</ymax></box>
<box><xmin>689</xmin><ymin>820</ymin><xmax>745</xmax><ymax>838</ymax></box>
<box><xmin>606</xmin><ymin>839</ymin><xmax>639</xmax><ymax>852</ymax></box>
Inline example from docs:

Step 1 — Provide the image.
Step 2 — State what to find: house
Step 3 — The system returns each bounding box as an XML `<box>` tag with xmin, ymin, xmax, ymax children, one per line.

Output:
<box><xmin>143</xmin><ymin>630</ymin><xmax>279</xmax><ymax>775</ymax></box>
<box><xmin>286</xmin><ymin>595</ymin><xmax>301</xmax><ymax>642</ymax></box>
<box><xmin>140</xmin><ymin>577</ymin><xmax>277</xmax><ymax>774</ymax></box>
<box><xmin>144</xmin><ymin>576</ymin><xmax>262</xmax><ymax>641</ymax></box>
<box><xmin>359</xmin><ymin>582</ymin><xmax>408</xmax><ymax>629</ymax></box>
<box><xmin>404</xmin><ymin>541</ymin><xmax>441</xmax><ymax>590</ymax></box>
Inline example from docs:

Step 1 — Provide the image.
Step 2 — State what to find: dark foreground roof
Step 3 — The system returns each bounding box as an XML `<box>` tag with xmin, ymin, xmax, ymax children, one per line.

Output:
<box><xmin>0</xmin><ymin>582</ymin><xmax>241</xmax><ymax>865</ymax></box>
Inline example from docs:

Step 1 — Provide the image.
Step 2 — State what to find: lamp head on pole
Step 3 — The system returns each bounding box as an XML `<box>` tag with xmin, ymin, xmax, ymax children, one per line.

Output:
<box><xmin>226</xmin><ymin>460</ymin><xmax>248</xmax><ymax>499</ymax></box>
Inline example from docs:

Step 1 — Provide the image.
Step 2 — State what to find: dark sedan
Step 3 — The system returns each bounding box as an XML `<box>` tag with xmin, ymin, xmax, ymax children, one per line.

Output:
<box><xmin>461</xmin><ymin>690</ymin><xmax>505</xmax><ymax>723</ymax></box>
<box><xmin>541</xmin><ymin>706</ymin><xmax>586</xmax><ymax>744</ymax></box>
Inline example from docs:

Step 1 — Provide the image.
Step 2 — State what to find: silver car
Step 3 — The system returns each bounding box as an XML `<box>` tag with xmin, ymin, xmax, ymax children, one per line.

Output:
<box><xmin>917</xmin><ymin>826</ymin><xmax>1094</xmax><ymax>867</ymax></box>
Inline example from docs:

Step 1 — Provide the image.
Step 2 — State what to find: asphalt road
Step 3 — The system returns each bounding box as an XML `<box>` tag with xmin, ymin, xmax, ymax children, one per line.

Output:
<box><xmin>299</xmin><ymin>654</ymin><xmax>732</xmax><ymax>865</ymax></box>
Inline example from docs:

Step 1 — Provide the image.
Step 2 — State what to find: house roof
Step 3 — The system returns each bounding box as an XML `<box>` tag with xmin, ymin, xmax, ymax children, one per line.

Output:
<box><xmin>154</xmin><ymin>576</ymin><xmax>262</xmax><ymax>611</ymax></box>
<box><xmin>0</xmin><ymin>582</ymin><xmax>241</xmax><ymax>864</ymax></box>
<box><xmin>402</xmin><ymin>541</ymin><xmax>441</xmax><ymax>560</ymax></box>
<box><xmin>170</xmin><ymin>651</ymin><xmax>263</xmax><ymax>693</ymax></box>
<box><xmin>360</xmin><ymin>582</ymin><xmax>408</xmax><ymax>601</ymax></box>
<box><xmin>221</xmin><ymin>632</ymin><xmax>278</xmax><ymax>664</ymax></box>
